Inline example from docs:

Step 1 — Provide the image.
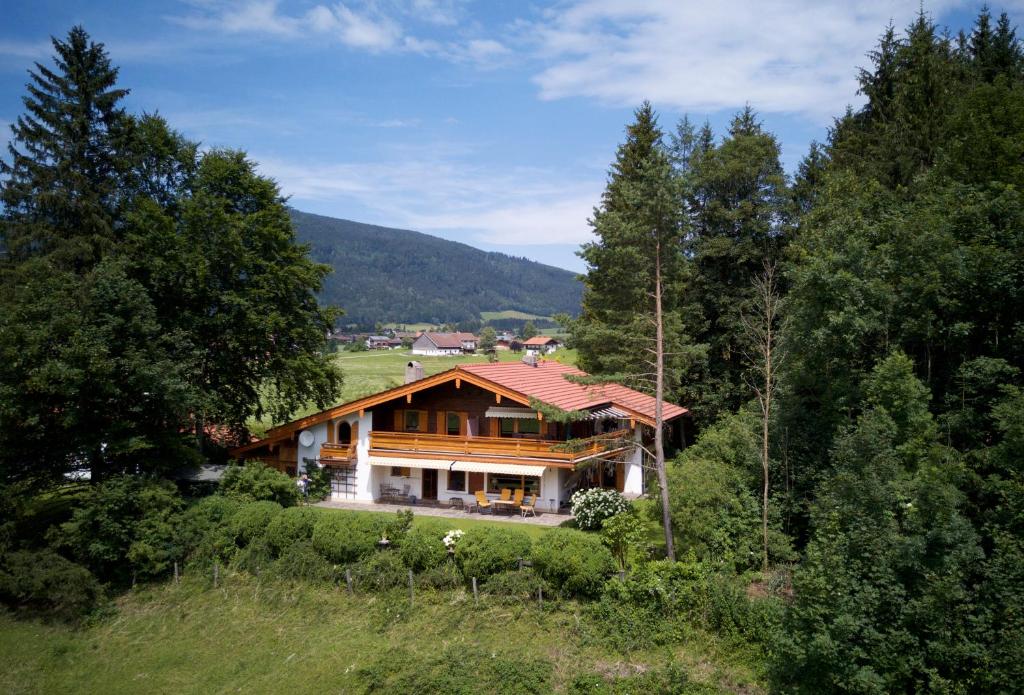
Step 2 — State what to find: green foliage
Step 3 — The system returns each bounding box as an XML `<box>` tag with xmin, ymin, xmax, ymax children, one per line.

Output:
<box><xmin>530</xmin><ymin>528</ymin><xmax>615</xmax><ymax>598</ymax></box>
<box><xmin>483</xmin><ymin>568</ymin><xmax>547</xmax><ymax>604</ymax></box>
<box><xmin>293</xmin><ymin>210</ymin><xmax>581</xmax><ymax>327</ymax></box>
<box><xmin>397</xmin><ymin>526</ymin><xmax>447</xmax><ymax>572</ymax></box>
<box><xmin>478</xmin><ymin>326</ymin><xmax>497</xmax><ymax>352</ymax></box>
<box><xmin>0</xmin><ymin>549</ymin><xmax>101</xmax><ymax>623</ymax></box>
<box><xmin>269</xmin><ymin>540</ymin><xmax>337</xmax><ymax>584</ymax></box>
<box><xmin>567</xmin><ymin>663</ymin><xmax>696</xmax><ymax>695</ymax></box>
<box><xmin>569</xmin><ymin>488</ymin><xmax>629</xmax><ymax>530</ymax></box>
<box><xmin>175</xmin><ymin>495</ymin><xmax>241</xmax><ymax>566</ymax></box>
<box><xmin>414</xmin><ymin>561</ymin><xmax>463</xmax><ymax>591</ymax></box>
<box><xmin>351</xmin><ymin>551</ymin><xmax>409</xmax><ymax>592</ymax></box>
<box><xmin>264</xmin><ymin>506</ymin><xmax>319</xmax><ymax>555</ymax></box>
<box><xmin>600</xmin><ymin>511</ymin><xmax>647</xmax><ymax>571</ymax></box>
<box><xmin>311</xmin><ymin>511</ymin><xmax>386</xmax><ymax>564</ymax></box>
<box><xmin>454</xmin><ymin>527</ymin><xmax>532</xmax><ymax>580</ymax></box>
<box><xmin>50</xmin><ymin>475</ymin><xmax>182</xmax><ymax>584</ymax></box>
<box><xmin>230</xmin><ymin>500</ymin><xmax>283</xmax><ymax>546</ymax></box>
<box><xmin>219</xmin><ymin>462</ymin><xmax>298</xmax><ymax>506</ymax></box>
<box><xmin>355</xmin><ymin>645</ymin><xmax>552</xmax><ymax>694</ymax></box>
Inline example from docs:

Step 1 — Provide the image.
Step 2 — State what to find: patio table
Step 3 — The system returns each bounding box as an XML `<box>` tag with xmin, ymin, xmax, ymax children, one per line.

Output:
<box><xmin>491</xmin><ymin>499</ymin><xmax>517</xmax><ymax>515</ymax></box>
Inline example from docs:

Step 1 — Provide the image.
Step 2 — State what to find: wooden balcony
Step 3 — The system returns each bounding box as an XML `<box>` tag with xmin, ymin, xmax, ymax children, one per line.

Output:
<box><xmin>319</xmin><ymin>442</ymin><xmax>357</xmax><ymax>464</ymax></box>
<box><xmin>369</xmin><ymin>430</ymin><xmax>630</xmax><ymax>463</ymax></box>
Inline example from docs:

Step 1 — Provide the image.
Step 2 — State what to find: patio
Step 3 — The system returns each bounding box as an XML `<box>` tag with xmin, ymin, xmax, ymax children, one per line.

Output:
<box><xmin>314</xmin><ymin>497</ymin><xmax>572</xmax><ymax>527</ymax></box>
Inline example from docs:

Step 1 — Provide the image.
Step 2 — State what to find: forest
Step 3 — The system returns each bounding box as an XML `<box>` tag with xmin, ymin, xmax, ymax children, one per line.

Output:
<box><xmin>568</xmin><ymin>8</ymin><xmax>1024</xmax><ymax>692</ymax></box>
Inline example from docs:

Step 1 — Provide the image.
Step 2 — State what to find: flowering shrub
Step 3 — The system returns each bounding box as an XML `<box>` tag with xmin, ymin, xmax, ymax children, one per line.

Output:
<box><xmin>442</xmin><ymin>529</ymin><xmax>464</xmax><ymax>550</ymax></box>
<box><xmin>570</xmin><ymin>488</ymin><xmax>629</xmax><ymax>530</ymax></box>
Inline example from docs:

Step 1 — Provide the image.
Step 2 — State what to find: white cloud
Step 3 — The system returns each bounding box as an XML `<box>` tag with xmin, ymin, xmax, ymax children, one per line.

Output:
<box><xmin>0</xmin><ymin>39</ymin><xmax>51</xmax><ymax>59</ymax></box>
<box><xmin>526</xmin><ymin>0</ymin><xmax>967</xmax><ymax>120</ymax></box>
<box><xmin>255</xmin><ymin>154</ymin><xmax>599</xmax><ymax>247</ymax></box>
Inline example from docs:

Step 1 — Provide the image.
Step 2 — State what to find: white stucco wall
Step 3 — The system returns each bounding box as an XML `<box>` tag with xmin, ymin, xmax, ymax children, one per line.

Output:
<box><xmin>623</xmin><ymin>426</ymin><xmax>645</xmax><ymax>496</ymax></box>
<box><xmin>296</xmin><ymin>421</ymin><xmax>329</xmax><ymax>473</ymax></box>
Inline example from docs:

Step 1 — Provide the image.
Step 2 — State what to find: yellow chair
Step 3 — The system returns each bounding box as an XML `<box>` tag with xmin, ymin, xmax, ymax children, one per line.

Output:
<box><xmin>512</xmin><ymin>489</ymin><xmax>524</xmax><ymax>507</ymax></box>
<box><xmin>474</xmin><ymin>490</ymin><xmax>492</xmax><ymax>513</ymax></box>
<box><xmin>520</xmin><ymin>494</ymin><xmax>537</xmax><ymax>517</ymax></box>
<box><xmin>499</xmin><ymin>488</ymin><xmax>512</xmax><ymax>501</ymax></box>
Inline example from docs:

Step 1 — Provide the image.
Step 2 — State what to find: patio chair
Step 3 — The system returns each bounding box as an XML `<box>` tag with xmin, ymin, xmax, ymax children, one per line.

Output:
<box><xmin>473</xmin><ymin>490</ymin><xmax>492</xmax><ymax>514</ymax></box>
<box><xmin>499</xmin><ymin>488</ymin><xmax>512</xmax><ymax>501</ymax></box>
<box><xmin>520</xmin><ymin>494</ymin><xmax>537</xmax><ymax>517</ymax></box>
<box><xmin>512</xmin><ymin>489</ymin><xmax>524</xmax><ymax>508</ymax></box>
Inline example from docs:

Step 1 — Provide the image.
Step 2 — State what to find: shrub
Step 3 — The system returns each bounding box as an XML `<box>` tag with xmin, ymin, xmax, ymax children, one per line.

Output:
<box><xmin>600</xmin><ymin>511</ymin><xmax>647</xmax><ymax>571</ymax></box>
<box><xmin>583</xmin><ymin>596</ymin><xmax>687</xmax><ymax>652</ymax></box>
<box><xmin>531</xmin><ymin>528</ymin><xmax>615</xmax><ymax>598</ymax></box>
<box><xmin>312</xmin><ymin>512</ymin><xmax>386</xmax><ymax>563</ymax></box>
<box><xmin>384</xmin><ymin>510</ymin><xmax>414</xmax><ymax>544</ymax></box>
<box><xmin>454</xmin><ymin>527</ymin><xmax>532</xmax><ymax>580</ymax></box>
<box><xmin>49</xmin><ymin>474</ymin><xmax>183</xmax><ymax>584</ymax></box>
<box><xmin>567</xmin><ymin>663</ymin><xmax>693</xmax><ymax>694</ymax></box>
<box><xmin>356</xmin><ymin>645</ymin><xmax>552</xmax><ymax>694</ymax></box>
<box><xmin>570</xmin><ymin>488</ymin><xmax>629</xmax><ymax>530</ymax></box>
<box><xmin>303</xmin><ymin>463</ymin><xmax>332</xmax><ymax>501</ymax></box>
<box><xmin>398</xmin><ymin>526</ymin><xmax>447</xmax><ymax>572</ymax></box>
<box><xmin>264</xmin><ymin>507</ymin><xmax>319</xmax><ymax>555</ymax></box>
<box><xmin>415</xmin><ymin>561</ymin><xmax>463</xmax><ymax>591</ymax></box>
<box><xmin>352</xmin><ymin>551</ymin><xmax>408</xmax><ymax>592</ymax></box>
<box><xmin>0</xmin><ymin>549</ymin><xmax>101</xmax><ymax>623</ymax></box>
<box><xmin>270</xmin><ymin>540</ymin><xmax>338</xmax><ymax>583</ymax></box>
<box><xmin>601</xmin><ymin>557</ymin><xmax>710</xmax><ymax>617</ymax></box>
<box><xmin>231</xmin><ymin>501</ymin><xmax>283</xmax><ymax>546</ymax></box>
<box><xmin>483</xmin><ymin>568</ymin><xmax>547</xmax><ymax>604</ymax></box>
<box><xmin>220</xmin><ymin>462</ymin><xmax>298</xmax><ymax>506</ymax></box>
<box><xmin>231</xmin><ymin>536</ymin><xmax>273</xmax><ymax>575</ymax></box>
<box><xmin>175</xmin><ymin>495</ymin><xmax>241</xmax><ymax>565</ymax></box>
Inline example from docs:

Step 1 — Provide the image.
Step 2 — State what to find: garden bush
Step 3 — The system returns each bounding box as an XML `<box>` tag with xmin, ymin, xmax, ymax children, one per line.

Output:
<box><xmin>264</xmin><ymin>506</ymin><xmax>319</xmax><ymax>555</ymax></box>
<box><xmin>530</xmin><ymin>528</ymin><xmax>615</xmax><ymax>598</ymax></box>
<box><xmin>583</xmin><ymin>596</ymin><xmax>688</xmax><ymax>652</ymax></box>
<box><xmin>415</xmin><ymin>561</ymin><xmax>463</xmax><ymax>590</ymax></box>
<box><xmin>230</xmin><ymin>501</ymin><xmax>283</xmax><ymax>546</ymax></box>
<box><xmin>351</xmin><ymin>550</ymin><xmax>408</xmax><ymax>592</ymax></box>
<box><xmin>397</xmin><ymin>526</ymin><xmax>447</xmax><ymax>572</ymax></box>
<box><xmin>0</xmin><ymin>549</ymin><xmax>101</xmax><ymax>623</ymax></box>
<box><xmin>570</xmin><ymin>488</ymin><xmax>629</xmax><ymax>530</ymax></box>
<box><xmin>483</xmin><ymin>568</ymin><xmax>547</xmax><ymax>604</ymax></box>
<box><xmin>269</xmin><ymin>540</ymin><xmax>338</xmax><ymax>583</ymax></box>
<box><xmin>175</xmin><ymin>495</ymin><xmax>241</xmax><ymax>566</ymax></box>
<box><xmin>231</xmin><ymin>536</ymin><xmax>273</xmax><ymax>575</ymax></box>
<box><xmin>49</xmin><ymin>474</ymin><xmax>183</xmax><ymax>584</ymax></box>
<box><xmin>454</xmin><ymin>527</ymin><xmax>532</xmax><ymax>580</ymax></box>
<box><xmin>219</xmin><ymin>461</ymin><xmax>298</xmax><ymax>506</ymax></box>
<box><xmin>312</xmin><ymin>512</ymin><xmax>387</xmax><ymax>563</ymax></box>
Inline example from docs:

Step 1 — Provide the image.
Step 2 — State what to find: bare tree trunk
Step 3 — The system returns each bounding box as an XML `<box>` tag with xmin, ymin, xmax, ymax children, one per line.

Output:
<box><xmin>654</xmin><ymin>240</ymin><xmax>675</xmax><ymax>562</ymax></box>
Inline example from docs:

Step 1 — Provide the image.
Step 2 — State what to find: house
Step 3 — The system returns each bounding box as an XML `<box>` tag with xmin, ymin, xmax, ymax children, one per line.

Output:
<box><xmin>411</xmin><ymin>332</ymin><xmax>467</xmax><ymax>356</ymax></box>
<box><xmin>229</xmin><ymin>360</ymin><xmax>689</xmax><ymax>510</ymax></box>
<box><xmin>455</xmin><ymin>332</ymin><xmax>478</xmax><ymax>351</ymax></box>
<box><xmin>523</xmin><ymin>336</ymin><xmax>561</xmax><ymax>355</ymax></box>
<box><xmin>366</xmin><ymin>335</ymin><xmax>394</xmax><ymax>349</ymax></box>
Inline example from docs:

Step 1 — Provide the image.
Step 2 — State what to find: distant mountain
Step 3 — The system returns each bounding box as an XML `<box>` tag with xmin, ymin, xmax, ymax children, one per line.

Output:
<box><xmin>290</xmin><ymin>210</ymin><xmax>583</xmax><ymax>327</ymax></box>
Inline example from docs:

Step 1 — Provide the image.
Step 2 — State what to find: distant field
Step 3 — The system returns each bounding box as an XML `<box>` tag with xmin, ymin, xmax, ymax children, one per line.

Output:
<box><xmin>380</xmin><ymin>322</ymin><xmax>437</xmax><ymax>331</ymax></box>
<box><xmin>251</xmin><ymin>348</ymin><xmax>578</xmax><ymax>435</ymax></box>
<box><xmin>479</xmin><ymin>310</ymin><xmax>550</xmax><ymax>321</ymax></box>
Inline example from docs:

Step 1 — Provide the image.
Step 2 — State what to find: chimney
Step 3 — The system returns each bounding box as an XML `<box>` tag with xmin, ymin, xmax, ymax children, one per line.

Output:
<box><xmin>405</xmin><ymin>361</ymin><xmax>424</xmax><ymax>384</ymax></box>
<box><xmin>521</xmin><ymin>354</ymin><xmax>538</xmax><ymax>367</ymax></box>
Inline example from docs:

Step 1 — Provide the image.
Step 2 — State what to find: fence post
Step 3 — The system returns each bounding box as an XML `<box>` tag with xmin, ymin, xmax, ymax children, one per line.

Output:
<box><xmin>537</xmin><ymin>586</ymin><xmax>543</xmax><ymax>609</ymax></box>
<box><xmin>472</xmin><ymin>577</ymin><xmax>478</xmax><ymax>603</ymax></box>
<box><xmin>213</xmin><ymin>560</ymin><xmax>219</xmax><ymax>588</ymax></box>
<box><xmin>408</xmin><ymin>569</ymin><xmax>414</xmax><ymax>606</ymax></box>
<box><xmin>174</xmin><ymin>561</ymin><xmax>179</xmax><ymax>584</ymax></box>
<box><xmin>345</xmin><ymin>568</ymin><xmax>353</xmax><ymax>594</ymax></box>
<box><xmin>518</xmin><ymin>558</ymin><xmax>524</xmax><ymax>571</ymax></box>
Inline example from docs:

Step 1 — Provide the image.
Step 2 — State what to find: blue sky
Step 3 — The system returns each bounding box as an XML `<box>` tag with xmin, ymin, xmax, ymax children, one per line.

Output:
<box><xmin>0</xmin><ymin>1</ymin><xmax>1015</xmax><ymax>272</ymax></box>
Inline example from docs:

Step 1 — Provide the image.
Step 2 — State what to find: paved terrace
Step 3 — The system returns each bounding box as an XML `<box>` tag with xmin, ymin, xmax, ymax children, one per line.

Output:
<box><xmin>315</xmin><ymin>498</ymin><xmax>572</xmax><ymax>527</ymax></box>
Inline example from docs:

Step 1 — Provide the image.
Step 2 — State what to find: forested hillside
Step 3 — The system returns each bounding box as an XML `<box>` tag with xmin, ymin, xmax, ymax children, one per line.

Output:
<box><xmin>291</xmin><ymin>211</ymin><xmax>582</xmax><ymax>327</ymax></box>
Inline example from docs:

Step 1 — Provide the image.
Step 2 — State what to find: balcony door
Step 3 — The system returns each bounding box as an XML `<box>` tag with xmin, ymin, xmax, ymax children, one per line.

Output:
<box><xmin>422</xmin><ymin>469</ymin><xmax>438</xmax><ymax>500</ymax></box>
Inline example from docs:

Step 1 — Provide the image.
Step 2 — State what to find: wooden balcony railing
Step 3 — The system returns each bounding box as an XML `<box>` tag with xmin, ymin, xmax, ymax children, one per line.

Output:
<box><xmin>319</xmin><ymin>442</ymin><xmax>357</xmax><ymax>462</ymax></box>
<box><xmin>369</xmin><ymin>430</ymin><xmax>630</xmax><ymax>462</ymax></box>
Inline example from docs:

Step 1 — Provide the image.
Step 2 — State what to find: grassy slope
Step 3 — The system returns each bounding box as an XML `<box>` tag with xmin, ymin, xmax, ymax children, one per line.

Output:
<box><xmin>0</xmin><ymin>577</ymin><xmax>764</xmax><ymax>694</ymax></box>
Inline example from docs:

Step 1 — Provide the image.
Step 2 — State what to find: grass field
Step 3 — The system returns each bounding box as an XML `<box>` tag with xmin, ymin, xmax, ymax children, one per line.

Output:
<box><xmin>479</xmin><ymin>310</ymin><xmax>551</xmax><ymax>321</ymax></box>
<box><xmin>0</xmin><ymin>576</ymin><xmax>764</xmax><ymax>694</ymax></box>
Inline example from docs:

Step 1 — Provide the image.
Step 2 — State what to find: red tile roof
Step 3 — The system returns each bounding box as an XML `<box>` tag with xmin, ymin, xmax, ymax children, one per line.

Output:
<box><xmin>523</xmin><ymin>335</ymin><xmax>559</xmax><ymax>346</ymax></box>
<box><xmin>459</xmin><ymin>361</ymin><xmax>687</xmax><ymax>422</ymax></box>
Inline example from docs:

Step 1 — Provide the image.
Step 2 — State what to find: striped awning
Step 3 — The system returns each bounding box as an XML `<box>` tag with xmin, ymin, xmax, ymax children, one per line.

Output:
<box><xmin>450</xmin><ymin>461</ymin><xmax>544</xmax><ymax>476</ymax></box>
<box><xmin>367</xmin><ymin>456</ymin><xmax>454</xmax><ymax>470</ymax></box>
<box><xmin>588</xmin><ymin>406</ymin><xmax>629</xmax><ymax>420</ymax></box>
<box><xmin>485</xmin><ymin>406</ymin><xmax>539</xmax><ymax>420</ymax></box>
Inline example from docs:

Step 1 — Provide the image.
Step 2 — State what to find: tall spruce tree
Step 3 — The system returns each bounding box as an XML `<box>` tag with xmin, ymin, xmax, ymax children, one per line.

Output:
<box><xmin>573</xmin><ymin>102</ymin><xmax>696</xmax><ymax>559</ymax></box>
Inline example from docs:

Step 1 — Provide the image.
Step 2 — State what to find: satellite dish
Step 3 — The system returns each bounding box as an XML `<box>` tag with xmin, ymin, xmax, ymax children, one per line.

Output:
<box><xmin>298</xmin><ymin>430</ymin><xmax>315</xmax><ymax>447</ymax></box>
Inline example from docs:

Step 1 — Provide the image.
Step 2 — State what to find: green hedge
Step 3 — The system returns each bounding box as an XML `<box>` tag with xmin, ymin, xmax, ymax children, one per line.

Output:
<box><xmin>264</xmin><ymin>507</ymin><xmax>319</xmax><ymax>555</ymax></box>
<box><xmin>312</xmin><ymin>512</ymin><xmax>386</xmax><ymax>564</ymax></box>
<box><xmin>454</xmin><ymin>527</ymin><xmax>532</xmax><ymax>580</ymax></box>
<box><xmin>530</xmin><ymin>528</ymin><xmax>615</xmax><ymax>598</ymax></box>
<box><xmin>230</xmin><ymin>501</ymin><xmax>283</xmax><ymax>545</ymax></box>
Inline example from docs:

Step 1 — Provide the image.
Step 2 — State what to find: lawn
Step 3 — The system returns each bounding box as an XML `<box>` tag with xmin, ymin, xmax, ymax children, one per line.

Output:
<box><xmin>310</xmin><ymin>504</ymin><xmax>561</xmax><ymax>541</ymax></box>
<box><xmin>0</xmin><ymin>576</ymin><xmax>764</xmax><ymax>694</ymax></box>
<box><xmin>479</xmin><ymin>310</ymin><xmax>551</xmax><ymax>321</ymax></box>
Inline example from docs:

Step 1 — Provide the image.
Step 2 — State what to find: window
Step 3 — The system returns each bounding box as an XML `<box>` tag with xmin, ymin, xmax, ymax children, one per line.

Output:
<box><xmin>447</xmin><ymin>412</ymin><xmax>461</xmax><ymax>436</ymax></box>
<box><xmin>499</xmin><ymin>418</ymin><xmax>541</xmax><ymax>437</ymax></box>
<box><xmin>517</xmin><ymin>418</ymin><xmax>540</xmax><ymax>435</ymax></box>
<box><xmin>485</xmin><ymin>474</ymin><xmax>539</xmax><ymax>495</ymax></box>
<box><xmin>404</xmin><ymin>410</ymin><xmax>420</xmax><ymax>432</ymax></box>
<box><xmin>500</xmin><ymin>418</ymin><xmax>515</xmax><ymax>436</ymax></box>
<box><xmin>390</xmin><ymin>466</ymin><xmax>411</xmax><ymax>477</ymax></box>
<box><xmin>447</xmin><ymin>470</ymin><xmax>466</xmax><ymax>492</ymax></box>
